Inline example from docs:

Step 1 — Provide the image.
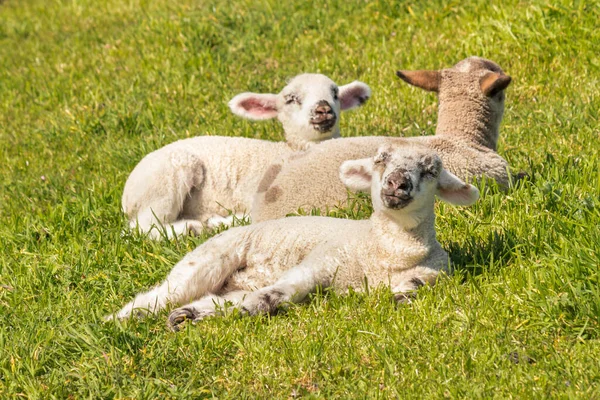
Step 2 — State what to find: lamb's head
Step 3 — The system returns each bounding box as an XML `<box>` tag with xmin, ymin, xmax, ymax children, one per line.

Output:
<box><xmin>340</xmin><ymin>145</ymin><xmax>479</xmax><ymax>227</ymax></box>
<box><xmin>229</xmin><ymin>74</ymin><xmax>371</xmax><ymax>148</ymax></box>
<box><xmin>396</xmin><ymin>57</ymin><xmax>512</xmax><ymax>150</ymax></box>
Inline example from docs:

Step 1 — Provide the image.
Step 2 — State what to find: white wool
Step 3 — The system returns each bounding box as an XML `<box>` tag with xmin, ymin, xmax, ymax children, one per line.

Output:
<box><xmin>122</xmin><ymin>74</ymin><xmax>371</xmax><ymax>238</ymax></box>
<box><xmin>107</xmin><ymin>146</ymin><xmax>479</xmax><ymax>329</ymax></box>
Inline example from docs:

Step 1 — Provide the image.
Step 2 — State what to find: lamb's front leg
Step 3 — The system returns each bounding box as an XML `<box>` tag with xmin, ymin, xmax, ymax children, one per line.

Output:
<box><xmin>239</xmin><ymin>261</ymin><xmax>328</xmax><ymax>316</ymax></box>
<box><xmin>167</xmin><ymin>290</ymin><xmax>250</xmax><ymax>331</ymax></box>
<box><xmin>167</xmin><ymin>273</ymin><xmax>312</xmax><ymax>328</ymax></box>
<box><xmin>105</xmin><ymin>232</ymin><xmax>246</xmax><ymax>320</ymax></box>
<box><xmin>392</xmin><ymin>266</ymin><xmax>441</xmax><ymax>303</ymax></box>
<box><xmin>167</xmin><ymin>253</ymin><xmax>333</xmax><ymax>328</ymax></box>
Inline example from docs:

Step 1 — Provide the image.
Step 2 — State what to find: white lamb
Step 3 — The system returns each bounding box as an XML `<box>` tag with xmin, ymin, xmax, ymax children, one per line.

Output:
<box><xmin>107</xmin><ymin>145</ymin><xmax>480</xmax><ymax>330</ymax></box>
<box><xmin>250</xmin><ymin>57</ymin><xmax>512</xmax><ymax>223</ymax></box>
<box><xmin>122</xmin><ymin>74</ymin><xmax>371</xmax><ymax>239</ymax></box>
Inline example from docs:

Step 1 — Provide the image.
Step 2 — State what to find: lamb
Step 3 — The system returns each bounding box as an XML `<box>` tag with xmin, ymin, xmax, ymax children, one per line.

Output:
<box><xmin>106</xmin><ymin>145</ymin><xmax>480</xmax><ymax>330</ymax></box>
<box><xmin>122</xmin><ymin>74</ymin><xmax>371</xmax><ymax>238</ymax></box>
<box><xmin>251</xmin><ymin>56</ymin><xmax>512</xmax><ymax>223</ymax></box>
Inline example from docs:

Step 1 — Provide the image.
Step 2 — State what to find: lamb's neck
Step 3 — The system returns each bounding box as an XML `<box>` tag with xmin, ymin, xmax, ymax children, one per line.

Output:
<box><xmin>370</xmin><ymin>210</ymin><xmax>438</xmax><ymax>265</ymax></box>
<box><xmin>435</xmin><ymin>101</ymin><xmax>500</xmax><ymax>151</ymax></box>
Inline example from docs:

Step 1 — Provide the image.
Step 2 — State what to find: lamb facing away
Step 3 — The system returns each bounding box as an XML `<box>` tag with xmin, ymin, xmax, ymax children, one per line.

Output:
<box><xmin>251</xmin><ymin>57</ymin><xmax>512</xmax><ymax>223</ymax></box>
<box><xmin>106</xmin><ymin>145</ymin><xmax>479</xmax><ymax>330</ymax></box>
<box><xmin>122</xmin><ymin>74</ymin><xmax>370</xmax><ymax>238</ymax></box>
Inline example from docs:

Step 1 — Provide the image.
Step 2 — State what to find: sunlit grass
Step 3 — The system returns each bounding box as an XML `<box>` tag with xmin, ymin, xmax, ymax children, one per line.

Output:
<box><xmin>1</xmin><ymin>0</ymin><xmax>599</xmax><ymax>397</ymax></box>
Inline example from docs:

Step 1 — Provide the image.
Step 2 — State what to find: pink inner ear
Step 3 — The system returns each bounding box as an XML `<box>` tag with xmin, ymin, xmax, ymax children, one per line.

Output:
<box><xmin>340</xmin><ymin>159</ymin><xmax>373</xmax><ymax>192</ymax></box>
<box><xmin>340</xmin><ymin>86</ymin><xmax>369</xmax><ymax>110</ymax></box>
<box><xmin>352</xmin><ymin>166</ymin><xmax>372</xmax><ymax>183</ymax></box>
<box><xmin>240</xmin><ymin>98</ymin><xmax>277</xmax><ymax>117</ymax></box>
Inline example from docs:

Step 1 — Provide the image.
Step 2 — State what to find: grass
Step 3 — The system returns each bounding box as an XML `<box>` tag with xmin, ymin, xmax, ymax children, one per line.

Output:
<box><xmin>1</xmin><ymin>0</ymin><xmax>599</xmax><ymax>397</ymax></box>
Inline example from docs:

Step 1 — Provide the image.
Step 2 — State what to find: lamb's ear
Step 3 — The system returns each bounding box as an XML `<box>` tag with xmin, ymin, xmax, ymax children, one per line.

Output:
<box><xmin>338</xmin><ymin>81</ymin><xmax>371</xmax><ymax>111</ymax></box>
<box><xmin>339</xmin><ymin>158</ymin><xmax>373</xmax><ymax>192</ymax></box>
<box><xmin>228</xmin><ymin>93</ymin><xmax>279</xmax><ymax>120</ymax></box>
<box><xmin>480</xmin><ymin>72</ymin><xmax>512</xmax><ymax>97</ymax></box>
<box><xmin>436</xmin><ymin>170</ymin><xmax>479</xmax><ymax>206</ymax></box>
<box><xmin>396</xmin><ymin>70</ymin><xmax>441</xmax><ymax>92</ymax></box>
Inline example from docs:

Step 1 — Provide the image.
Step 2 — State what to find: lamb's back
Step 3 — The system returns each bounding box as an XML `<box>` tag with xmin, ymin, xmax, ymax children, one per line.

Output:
<box><xmin>251</xmin><ymin>135</ymin><xmax>509</xmax><ymax>222</ymax></box>
<box><xmin>251</xmin><ymin>136</ymin><xmax>395</xmax><ymax>222</ymax></box>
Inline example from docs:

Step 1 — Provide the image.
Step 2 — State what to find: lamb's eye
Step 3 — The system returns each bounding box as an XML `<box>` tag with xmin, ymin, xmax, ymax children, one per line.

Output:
<box><xmin>333</xmin><ymin>89</ymin><xmax>339</xmax><ymax>101</ymax></box>
<box><xmin>420</xmin><ymin>169</ymin><xmax>436</xmax><ymax>179</ymax></box>
<box><xmin>374</xmin><ymin>152</ymin><xmax>390</xmax><ymax>165</ymax></box>
<box><xmin>285</xmin><ymin>94</ymin><xmax>301</xmax><ymax>105</ymax></box>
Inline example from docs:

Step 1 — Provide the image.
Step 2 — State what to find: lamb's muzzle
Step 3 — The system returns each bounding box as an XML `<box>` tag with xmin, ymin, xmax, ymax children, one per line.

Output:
<box><xmin>310</xmin><ymin>100</ymin><xmax>336</xmax><ymax>132</ymax></box>
<box><xmin>382</xmin><ymin>170</ymin><xmax>414</xmax><ymax>209</ymax></box>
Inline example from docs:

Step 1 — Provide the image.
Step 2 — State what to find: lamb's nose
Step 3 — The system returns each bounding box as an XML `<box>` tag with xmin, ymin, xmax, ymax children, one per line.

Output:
<box><xmin>387</xmin><ymin>176</ymin><xmax>413</xmax><ymax>195</ymax></box>
<box><xmin>311</xmin><ymin>100</ymin><xmax>335</xmax><ymax>124</ymax></box>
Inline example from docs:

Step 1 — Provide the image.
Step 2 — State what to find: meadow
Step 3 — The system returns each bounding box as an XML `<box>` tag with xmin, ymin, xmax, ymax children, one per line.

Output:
<box><xmin>1</xmin><ymin>0</ymin><xmax>599</xmax><ymax>397</ymax></box>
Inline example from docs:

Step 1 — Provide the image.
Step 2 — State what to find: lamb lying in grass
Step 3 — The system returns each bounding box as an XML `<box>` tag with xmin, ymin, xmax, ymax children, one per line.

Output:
<box><xmin>107</xmin><ymin>145</ymin><xmax>479</xmax><ymax>330</ymax></box>
<box><xmin>122</xmin><ymin>74</ymin><xmax>371</xmax><ymax>238</ymax></box>
<box><xmin>251</xmin><ymin>57</ymin><xmax>511</xmax><ymax>222</ymax></box>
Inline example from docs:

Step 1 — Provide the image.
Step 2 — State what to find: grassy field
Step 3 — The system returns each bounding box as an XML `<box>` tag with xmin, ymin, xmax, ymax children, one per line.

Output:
<box><xmin>1</xmin><ymin>0</ymin><xmax>599</xmax><ymax>397</ymax></box>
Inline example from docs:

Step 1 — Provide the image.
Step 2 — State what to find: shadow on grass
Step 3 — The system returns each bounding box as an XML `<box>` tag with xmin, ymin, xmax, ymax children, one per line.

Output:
<box><xmin>446</xmin><ymin>228</ymin><xmax>520</xmax><ymax>278</ymax></box>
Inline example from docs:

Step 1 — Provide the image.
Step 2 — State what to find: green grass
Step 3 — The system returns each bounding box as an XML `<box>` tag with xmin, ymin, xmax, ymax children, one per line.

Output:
<box><xmin>1</xmin><ymin>0</ymin><xmax>599</xmax><ymax>397</ymax></box>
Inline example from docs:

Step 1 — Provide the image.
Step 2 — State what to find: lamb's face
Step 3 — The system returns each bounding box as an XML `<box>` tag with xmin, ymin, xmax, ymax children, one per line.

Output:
<box><xmin>339</xmin><ymin>146</ymin><xmax>480</xmax><ymax>227</ymax></box>
<box><xmin>277</xmin><ymin>74</ymin><xmax>342</xmax><ymax>142</ymax></box>
<box><xmin>228</xmin><ymin>74</ymin><xmax>370</xmax><ymax>147</ymax></box>
<box><xmin>371</xmin><ymin>147</ymin><xmax>442</xmax><ymax>214</ymax></box>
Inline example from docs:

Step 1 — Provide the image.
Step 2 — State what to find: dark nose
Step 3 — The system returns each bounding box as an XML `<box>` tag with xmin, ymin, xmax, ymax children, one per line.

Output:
<box><xmin>310</xmin><ymin>100</ymin><xmax>336</xmax><ymax>126</ymax></box>
<box><xmin>386</xmin><ymin>175</ymin><xmax>413</xmax><ymax>196</ymax></box>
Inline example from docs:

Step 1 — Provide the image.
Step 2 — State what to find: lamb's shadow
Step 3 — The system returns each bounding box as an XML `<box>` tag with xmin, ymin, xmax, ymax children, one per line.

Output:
<box><xmin>445</xmin><ymin>228</ymin><xmax>520</xmax><ymax>278</ymax></box>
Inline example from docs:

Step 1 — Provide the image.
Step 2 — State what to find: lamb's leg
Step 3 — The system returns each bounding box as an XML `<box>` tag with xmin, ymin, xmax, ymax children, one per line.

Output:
<box><xmin>124</xmin><ymin>150</ymin><xmax>205</xmax><ymax>239</ymax></box>
<box><xmin>167</xmin><ymin>290</ymin><xmax>250</xmax><ymax>331</ymax></box>
<box><xmin>205</xmin><ymin>213</ymin><xmax>247</xmax><ymax>229</ymax></box>
<box><xmin>105</xmin><ymin>231</ymin><xmax>247</xmax><ymax>320</ymax></box>
<box><xmin>170</xmin><ymin>261</ymin><xmax>325</xmax><ymax>324</ymax></box>
<box><xmin>238</xmin><ymin>261</ymin><xmax>327</xmax><ymax>316</ymax></box>
<box><xmin>392</xmin><ymin>266</ymin><xmax>441</xmax><ymax>303</ymax></box>
<box><xmin>133</xmin><ymin>209</ymin><xmax>204</xmax><ymax>240</ymax></box>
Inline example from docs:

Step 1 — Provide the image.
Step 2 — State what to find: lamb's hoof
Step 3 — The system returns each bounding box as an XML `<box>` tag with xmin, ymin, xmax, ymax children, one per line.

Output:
<box><xmin>167</xmin><ymin>308</ymin><xmax>216</xmax><ymax>331</ymax></box>
<box><xmin>167</xmin><ymin>308</ymin><xmax>195</xmax><ymax>331</ymax></box>
<box><xmin>240</xmin><ymin>289</ymin><xmax>285</xmax><ymax>316</ymax></box>
<box><xmin>186</xmin><ymin>221</ymin><xmax>204</xmax><ymax>236</ymax></box>
<box><xmin>394</xmin><ymin>292</ymin><xmax>417</xmax><ymax>304</ymax></box>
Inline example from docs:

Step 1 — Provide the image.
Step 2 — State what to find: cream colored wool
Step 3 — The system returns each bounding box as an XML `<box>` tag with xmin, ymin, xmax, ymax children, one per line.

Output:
<box><xmin>122</xmin><ymin>74</ymin><xmax>371</xmax><ymax>238</ymax></box>
<box><xmin>107</xmin><ymin>145</ymin><xmax>479</xmax><ymax>330</ymax></box>
<box><xmin>251</xmin><ymin>57</ymin><xmax>512</xmax><ymax>222</ymax></box>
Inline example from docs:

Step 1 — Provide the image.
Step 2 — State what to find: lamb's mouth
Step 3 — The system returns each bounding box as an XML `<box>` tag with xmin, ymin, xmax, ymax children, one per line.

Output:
<box><xmin>311</xmin><ymin>118</ymin><xmax>337</xmax><ymax>133</ymax></box>
<box><xmin>382</xmin><ymin>194</ymin><xmax>413</xmax><ymax>209</ymax></box>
